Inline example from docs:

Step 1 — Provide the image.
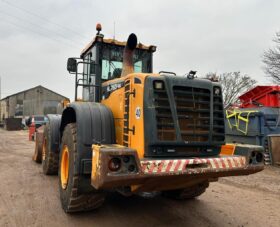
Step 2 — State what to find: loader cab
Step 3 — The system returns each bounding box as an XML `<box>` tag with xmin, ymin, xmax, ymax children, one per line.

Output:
<box><xmin>67</xmin><ymin>24</ymin><xmax>156</xmax><ymax>102</ymax></box>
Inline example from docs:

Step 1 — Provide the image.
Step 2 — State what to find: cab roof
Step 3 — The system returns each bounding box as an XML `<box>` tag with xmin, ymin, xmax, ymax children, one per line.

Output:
<box><xmin>80</xmin><ymin>35</ymin><xmax>156</xmax><ymax>58</ymax></box>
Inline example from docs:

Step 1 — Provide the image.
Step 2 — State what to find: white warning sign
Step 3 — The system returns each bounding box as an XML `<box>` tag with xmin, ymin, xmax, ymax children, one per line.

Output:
<box><xmin>135</xmin><ymin>107</ymin><xmax>141</xmax><ymax>120</ymax></box>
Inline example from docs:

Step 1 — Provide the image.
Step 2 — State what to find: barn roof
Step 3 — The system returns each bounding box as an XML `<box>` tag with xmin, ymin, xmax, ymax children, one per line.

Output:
<box><xmin>0</xmin><ymin>85</ymin><xmax>69</xmax><ymax>101</ymax></box>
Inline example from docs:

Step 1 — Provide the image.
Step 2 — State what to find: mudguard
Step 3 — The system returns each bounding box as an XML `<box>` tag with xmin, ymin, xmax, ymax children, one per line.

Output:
<box><xmin>60</xmin><ymin>102</ymin><xmax>115</xmax><ymax>176</ymax></box>
<box><xmin>46</xmin><ymin>114</ymin><xmax>62</xmax><ymax>153</ymax></box>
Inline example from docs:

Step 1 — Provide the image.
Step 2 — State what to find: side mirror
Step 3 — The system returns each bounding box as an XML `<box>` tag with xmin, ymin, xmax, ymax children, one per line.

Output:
<box><xmin>67</xmin><ymin>58</ymin><xmax>77</xmax><ymax>73</ymax></box>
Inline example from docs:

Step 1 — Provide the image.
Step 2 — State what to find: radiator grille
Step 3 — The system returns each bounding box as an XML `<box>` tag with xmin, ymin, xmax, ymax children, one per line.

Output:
<box><xmin>154</xmin><ymin>88</ymin><xmax>176</xmax><ymax>141</ymax></box>
<box><xmin>173</xmin><ymin>86</ymin><xmax>211</xmax><ymax>142</ymax></box>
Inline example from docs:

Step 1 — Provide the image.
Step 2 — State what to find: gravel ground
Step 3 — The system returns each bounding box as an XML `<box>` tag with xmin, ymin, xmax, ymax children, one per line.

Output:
<box><xmin>0</xmin><ymin>128</ymin><xmax>279</xmax><ymax>227</ymax></box>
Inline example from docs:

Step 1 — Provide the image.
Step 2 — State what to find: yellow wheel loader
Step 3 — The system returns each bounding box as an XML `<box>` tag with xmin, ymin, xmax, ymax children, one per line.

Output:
<box><xmin>35</xmin><ymin>24</ymin><xmax>264</xmax><ymax>213</ymax></box>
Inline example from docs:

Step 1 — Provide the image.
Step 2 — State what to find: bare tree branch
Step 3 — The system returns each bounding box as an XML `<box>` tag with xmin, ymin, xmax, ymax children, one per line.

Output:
<box><xmin>206</xmin><ymin>72</ymin><xmax>256</xmax><ymax>108</ymax></box>
<box><xmin>263</xmin><ymin>31</ymin><xmax>280</xmax><ymax>83</ymax></box>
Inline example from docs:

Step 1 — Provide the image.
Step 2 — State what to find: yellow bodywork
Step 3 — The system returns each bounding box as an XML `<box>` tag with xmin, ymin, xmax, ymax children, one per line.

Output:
<box><xmin>101</xmin><ymin>74</ymin><xmax>244</xmax><ymax>159</ymax></box>
<box><xmin>101</xmin><ymin>73</ymin><xmax>159</xmax><ymax>159</ymax></box>
<box><xmin>62</xmin><ymin>99</ymin><xmax>70</xmax><ymax>108</ymax></box>
<box><xmin>92</xmin><ymin>145</ymin><xmax>101</xmax><ymax>181</ymax></box>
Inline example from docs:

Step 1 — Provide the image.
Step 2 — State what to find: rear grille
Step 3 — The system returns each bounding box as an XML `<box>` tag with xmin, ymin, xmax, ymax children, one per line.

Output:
<box><xmin>173</xmin><ymin>86</ymin><xmax>210</xmax><ymax>142</ymax></box>
<box><xmin>154</xmin><ymin>89</ymin><xmax>176</xmax><ymax>141</ymax></box>
<box><xmin>213</xmin><ymin>89</ymin><xmax>225</xmax><ymax>142</ymax></box>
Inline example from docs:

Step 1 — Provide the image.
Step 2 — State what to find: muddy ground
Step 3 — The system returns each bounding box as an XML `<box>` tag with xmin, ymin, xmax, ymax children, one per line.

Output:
<box><xmin>0</xmin><ymin>128</ymin><xmax>279</xmax><ymax>227</ymax></box>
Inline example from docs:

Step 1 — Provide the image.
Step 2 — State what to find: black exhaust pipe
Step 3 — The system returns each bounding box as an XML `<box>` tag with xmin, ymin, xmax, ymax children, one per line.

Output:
<box><xmin>121</xmin><ymin>33</ymin><xmax>137</xmax><ymax>77</ymax></box>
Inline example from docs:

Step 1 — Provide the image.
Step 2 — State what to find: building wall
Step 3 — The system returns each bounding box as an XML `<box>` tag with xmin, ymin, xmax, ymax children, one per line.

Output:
<box><xmin>0</xmin><ymin>100</ymin><xmax>8</xmax><ymax>122</ymax></box>
<box><xmin>0</xmin><ymin>86</ymin><xmax>68</xmax><ymax>119</ymax></box>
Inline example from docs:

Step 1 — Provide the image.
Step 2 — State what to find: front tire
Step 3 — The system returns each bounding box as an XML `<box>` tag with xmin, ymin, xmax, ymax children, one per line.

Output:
<box><xmin>162</xmin><ymin>181</ymin><xmax>209</xmax><ymax>200</ymax></box>
<box><xmin>59</xmin><ymin>123</ymin><xmax>105</xmax><ymax>213</ymax></box>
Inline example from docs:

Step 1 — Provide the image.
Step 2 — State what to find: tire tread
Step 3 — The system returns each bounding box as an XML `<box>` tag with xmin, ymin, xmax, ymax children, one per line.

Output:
<box><xmin>162</xmin><ymin>181</ymin><xmax>209</xmax><ymax>200</ymax></box>
<box><xmin>42</xmin><ymin>124</ymin><xmax>59</xmax><ymax>175</ymax></box>
<box><xmin>60</xmin><ymin>123</ymin><xmax>105</xmax><ymax>213</ymax></box>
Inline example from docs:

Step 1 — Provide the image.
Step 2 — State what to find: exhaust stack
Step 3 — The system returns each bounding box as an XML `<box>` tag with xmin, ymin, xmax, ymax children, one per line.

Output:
<box><xmin>121</xmin><ymin>33</ymin><xmax>137</xmax><ymax>77</ymax></box>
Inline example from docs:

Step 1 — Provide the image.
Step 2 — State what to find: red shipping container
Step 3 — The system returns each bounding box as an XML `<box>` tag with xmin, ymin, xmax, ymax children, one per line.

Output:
<box><xmin>239</xmin><ymin>86</ymin><xmax>280</xmax><ymax>108</ymax></box>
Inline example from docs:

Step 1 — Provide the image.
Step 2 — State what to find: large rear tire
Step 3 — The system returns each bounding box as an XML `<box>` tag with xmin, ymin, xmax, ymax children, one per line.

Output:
<box><xmin>59</xmin><ymin>123</ymin><xmax>105</xmax><ymax>213</ymax></box>
<box><xmin>162</xmin><ymin>181</ymin><xmax>209</xmax><ymax>200</ymax></box>
<box><xmin>42</xmin><ymin>124</ymin><xmax>59</xmax><ymax>175</ymax></box>
<box><xmin>32</xmin><ymin>131</ymin><xmax>44</xmax><ymax>163</ymax></box>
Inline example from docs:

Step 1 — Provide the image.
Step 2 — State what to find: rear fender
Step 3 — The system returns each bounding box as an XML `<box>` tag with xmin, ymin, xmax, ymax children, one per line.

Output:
<box><xmin>60</xmin><ymin>102</ymin><xmax>115</xmax><ymax>175</ymax></box>
<box><xmin>46</xmin><ymin>114</ymin><xmax>61</xmax><ymax>153</ymax></box>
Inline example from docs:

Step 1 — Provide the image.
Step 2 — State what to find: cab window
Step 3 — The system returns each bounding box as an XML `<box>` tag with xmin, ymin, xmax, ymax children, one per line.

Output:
<box><xmin>100</xmin><ymin>44</ymin><xmax>152</xmax><ymax>82</ymax></box>
<box><xmin>101</xmin><ymin>60</ymin><xmax>143</xmax><ymax>80</ymax></box>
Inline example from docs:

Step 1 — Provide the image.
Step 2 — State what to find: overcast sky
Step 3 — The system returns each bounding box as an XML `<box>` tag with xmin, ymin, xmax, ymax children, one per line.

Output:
<box><xmin>0</xmin><ymin>0</ymin><xmax>279</xmax><ymax>101</ymax></box>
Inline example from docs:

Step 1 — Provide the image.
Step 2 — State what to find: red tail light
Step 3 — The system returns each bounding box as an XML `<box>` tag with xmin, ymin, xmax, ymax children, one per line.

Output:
<box><xmin>108</xmin><ymin>158</ymin><xmax>121</xmax><ymax>171</ymax></box>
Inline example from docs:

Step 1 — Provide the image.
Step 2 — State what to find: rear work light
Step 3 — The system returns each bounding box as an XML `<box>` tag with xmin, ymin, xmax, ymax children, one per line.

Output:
<box><xmin>214</xmin><ymin>87</ymin><xmax>221</xmax><ymax>95</ymax></box>
<box><xmin>153</xmin><ymin>81</ymin><xmax>164</xmax><ymax>90</ymax></box>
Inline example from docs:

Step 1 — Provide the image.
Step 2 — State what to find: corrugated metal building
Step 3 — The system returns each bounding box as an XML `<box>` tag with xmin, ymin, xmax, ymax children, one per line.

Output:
<box><xmin>0</xmin><ymin>85</ymin><xmax>69</xmax><ymax>122</ymax></box>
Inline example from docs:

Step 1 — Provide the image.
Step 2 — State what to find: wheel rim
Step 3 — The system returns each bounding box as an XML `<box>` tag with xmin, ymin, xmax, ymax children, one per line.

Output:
<box><xmin>60</xmin><ymin>145</ymin><xmax>69</xmax><ymax>190</ymax></box>
<box><xmin>42</xmin><ymin>138</ymin><xmax>47</xmax><ymax>161</ymax></box>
